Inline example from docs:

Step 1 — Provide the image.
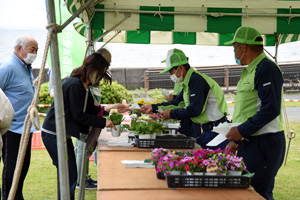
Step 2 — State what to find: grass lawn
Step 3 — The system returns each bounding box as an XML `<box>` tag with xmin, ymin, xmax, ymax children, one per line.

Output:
<box><xmin>0</xmin><ymin>149</ymin><xmax>97</xmax><ymax>200</ymax></box>
<box><xmin>0</xmin><ymin>136</ymin><xmax>97</xmax><ymax>199</ymax></box>
<box><xmin>273</xmin><ymin>121</ymin><xmax>300</xmax><ymax>200</ymax></box>
<box><xmin>0</xmin><ymin>122</ymin><xmax>299</xmax><ymax>199</ymax></box>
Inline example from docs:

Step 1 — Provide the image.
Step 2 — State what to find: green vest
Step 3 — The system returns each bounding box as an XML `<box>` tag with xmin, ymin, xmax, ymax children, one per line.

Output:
<box><xmin>232</xmin><ymin>53</ymin><xmax>284</xmax><ymax>136</ymax></box>
<box><xmin>182</xmin><ymin>68</ymin><xmax>228</xmax><ymax>124</ymax></box>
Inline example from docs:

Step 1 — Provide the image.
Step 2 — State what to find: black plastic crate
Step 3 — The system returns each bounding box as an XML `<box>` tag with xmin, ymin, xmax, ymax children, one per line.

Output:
<box><xmin>136</xmin><ymin>135</ymin><xmax>195</xmax><ymax>149</ymax></box>
<box><xmin>166</xmin><ymin>171</ymin><xmax>251</xmax><ymax>188</ymax></box>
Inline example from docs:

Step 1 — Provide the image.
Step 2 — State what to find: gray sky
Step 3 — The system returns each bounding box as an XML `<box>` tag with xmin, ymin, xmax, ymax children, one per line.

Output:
<box><xmin>1</xmin><ymin>0</ymin><xmax>299</xmax><ymax>67</ymax></box>
<box><xmin>0</xmin><ymin>0</ymin><xmax>47</xmax><ymax>29</ymax></box>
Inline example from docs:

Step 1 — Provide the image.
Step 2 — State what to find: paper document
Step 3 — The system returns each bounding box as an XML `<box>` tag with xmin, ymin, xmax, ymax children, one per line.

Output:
<box><xmin>107</xmin><ymin>139</ymin><xmax>134</xmax><ymax>147</ymax></box>
<box><xmin>121</xmin><ymin>160</ymin><xmax>155</xmax><ymax>168</ymax></box>
<box><xmin>206</xmin><ymin>122</ymin><xmax>241</xmax><ymax>146</ymax></box>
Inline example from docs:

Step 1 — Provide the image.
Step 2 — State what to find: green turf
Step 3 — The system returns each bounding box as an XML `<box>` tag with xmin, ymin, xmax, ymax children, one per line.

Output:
<box><xmin>0</xmin><ymin>144</ymin><xmax>97</xmax><ymax>199</ymax></box>
<box><xmin>0</xmin><ymin>121</ymin><xmax>298</xmax><ymax>199</ymax></box>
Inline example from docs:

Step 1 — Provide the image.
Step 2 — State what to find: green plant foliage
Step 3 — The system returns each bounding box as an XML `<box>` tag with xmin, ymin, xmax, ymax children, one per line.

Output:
<box><xmin>100</xmin><ymin>81</ymin><xmax>134</xmax><ymax>104</ymax></box>
<box><xmin>124</xmin><ymin>120</ymin><xmax>164</xmax><ymax>135</ymax></box>
<box><xmin>38</xmin><ymin>82</ymin><xmax>53</xmax><ymax>114</ymax></box>
<box><xmin>133</xmin><ymin>87</ymin><xmax>167</xmax><ymax>103</ymax></box>
<box><xmin>109</xmin><ymin>110</ymin><xmax>125</xmax><ymax>125</ymax></box>
<box><xmin>128</xmin><ymin>109</ymin><xmax>142</xmax><ymax>117</ymax></box>
<box><xmin>134</xmin><ymin>87</ymin><xmax>148</xmax><ymax>97</ymax></box>
<box><xmin>147</xmin><ymin>88</ymin><xmax>167</xmax><ymax>103</ymax></box>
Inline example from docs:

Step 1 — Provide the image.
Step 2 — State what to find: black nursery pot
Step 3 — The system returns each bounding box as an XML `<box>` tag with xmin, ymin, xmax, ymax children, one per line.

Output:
<box><xmin>155</xmin><ymin>165</ymin><xmax>165</xmax><ymax>179</ymax></box>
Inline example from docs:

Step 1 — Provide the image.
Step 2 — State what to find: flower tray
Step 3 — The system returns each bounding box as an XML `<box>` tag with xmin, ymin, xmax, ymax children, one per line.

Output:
<box><xmin>166</xmin><ymin>171</ymin><xmax>251</xmax><ymax>189</ymax></box>
<box><xmin>136</xmin><ymin>135</ymin><xmax>195</xmax><ymax>149</ymax></box>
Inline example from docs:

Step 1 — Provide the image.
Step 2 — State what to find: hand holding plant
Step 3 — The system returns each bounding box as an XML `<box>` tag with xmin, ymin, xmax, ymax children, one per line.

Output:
<box><xmin>109</xmin><ymin>109</ymin><xmax>125</xmax><ymax>125</ymax></box>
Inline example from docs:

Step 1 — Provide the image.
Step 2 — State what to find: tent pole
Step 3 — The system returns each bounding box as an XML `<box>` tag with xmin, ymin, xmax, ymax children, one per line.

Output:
<box><xmin>100</xmin><ymin>30</ymin><xmax>121</xmax><ymax>48</ymax></box>
<box><xmin>94</xmin><ymin>8</ymin><xmax>300</xmax><ymax>18</ymax></box>
<box><xmin>276</xmin><ymin>33</ymin><xmax>297</xmax><ymax>166</ymax></box>
<box><xmin>92</xmin><ymin>14</ymin><xmax>131</xmax><ymax>45</ymax></box>
<box><xmin>274</xmin><ymin>34</ymin><xmax>280</xmax><ymax>64</ymax></box>
<box><xmin>59</xmin><ymin>0</ymin><xmax>104</xmax><ymax>32</ymax></box>
<box><xmin>77</xmin><ymin>24</ymin><xmax>93</xmax><ymax>200</ymax></box>
<box><xmin>46</xmin><ymin>0</ymin><xmax>70</xmax><ymax>199</ymax></box>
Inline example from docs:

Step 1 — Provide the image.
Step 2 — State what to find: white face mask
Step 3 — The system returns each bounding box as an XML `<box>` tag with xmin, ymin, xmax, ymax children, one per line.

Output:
<box><xmin>170</xmin><ymin>68</ymin><xmax>183</xmax><ymax>83</ymax></box>
<box><xmin>22</xmin><ymin>49</ymin><xmax>37</xmax><ymax>64</ymax></box>
<box><xmin>89</xmin><ymin>72</ymin><xmax>101</xmax><ymax>86</ymax></box>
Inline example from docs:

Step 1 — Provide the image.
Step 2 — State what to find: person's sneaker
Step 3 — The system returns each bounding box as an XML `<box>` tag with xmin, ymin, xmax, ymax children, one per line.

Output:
<box><xmin>76</xmin><ymin>179</ymin><xmax>97</xmax><ymax>190</ymax></box>
<box><xmin>87</xmin><ymin>175</ymin><xmax>97</xmax><ymax>184</ymax></box>
<box><xmin>85</xmin><ymin>179</ymin><xmax>97</xmax><ymax>190</ymax></box>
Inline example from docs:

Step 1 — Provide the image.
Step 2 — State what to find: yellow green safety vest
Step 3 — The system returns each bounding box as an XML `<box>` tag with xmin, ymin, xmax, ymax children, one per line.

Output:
<box><xmin>232</xmin><ymin>53</ymin><xmax>284</xmax><ymax>136</ymax></box>
<box><xmin>182</xmin><ymin>68</ymin><xmax>229</xmax><ymax>124</ymax></box>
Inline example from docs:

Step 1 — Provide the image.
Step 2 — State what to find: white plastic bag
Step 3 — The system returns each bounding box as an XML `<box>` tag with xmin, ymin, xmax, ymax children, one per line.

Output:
<box><xmin>0</xmin><ymin>89</ymin><xmax>15</xmax><ymax>157</ymax></box>
<box><xmin>0</xmin><ymin>89</ymin><xmax>15</xmax><ymax>135</ymax></box>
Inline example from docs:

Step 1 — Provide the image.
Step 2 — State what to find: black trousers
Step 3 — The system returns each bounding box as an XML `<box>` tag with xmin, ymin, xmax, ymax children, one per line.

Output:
<box><xmin>2</xmin><ymin>131</ymin><xmax>32</xmax><ymax>200</ymax></box>
<box><xmin>237</xmin><ymin>131</ymin><xmax>286</xmax><ymax>200</ymax></box>
<box><xmin>178</xmin><ymin>118</ymin><xmax>201</xmax><ymax>138</ymax></box>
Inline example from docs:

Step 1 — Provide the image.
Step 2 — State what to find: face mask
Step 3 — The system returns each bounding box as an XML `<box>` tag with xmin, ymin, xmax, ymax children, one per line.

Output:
<box><xmin>89</xmin><ymin>86</ymin><xmax>101</xmax><ymax>104</ymax></box>
<box><xmin>22</xmin><ymin>49</ymin><xmax>37</xmax><ymax>64</ymax></box>
<box><xmin>234</xmin><ymin>45</ymin><xmax>244</xmax><ymax>66</ymax></box>
<box><xmin>89</xmin><ymin>72</ymin><xmax>99</xmax><ymax>86</ymax></box>
<box><xmin>170</xmin><ymin>68</ymin><xmax>183</xmax><ymax>83</ymax></box>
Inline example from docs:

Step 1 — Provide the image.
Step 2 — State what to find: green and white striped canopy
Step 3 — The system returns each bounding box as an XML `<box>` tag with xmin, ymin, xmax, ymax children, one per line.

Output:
<box><xmin>66</xmin><ymin>0</ymin><xmax>300</xmax><ymax>46</ymax></box>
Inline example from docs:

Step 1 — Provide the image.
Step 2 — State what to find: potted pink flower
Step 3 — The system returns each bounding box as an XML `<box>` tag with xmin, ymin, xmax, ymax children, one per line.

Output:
<box><xmin>165</xmin><ymin>156</ymin><xmax>184</xmax><ymax>175</ymax></box>
<box><xmin>226</xmin><ymin>155</ymin><xmax>246</xmax><ymax>176</ymax></box>
<box><xmin>150</xmin><ymin>148</ymin><xmax>169</xmax><ymax>165</ymax></box>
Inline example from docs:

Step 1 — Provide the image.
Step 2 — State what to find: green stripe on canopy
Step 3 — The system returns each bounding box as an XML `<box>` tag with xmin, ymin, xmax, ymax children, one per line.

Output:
<box><xmin>67</xmin><ymin>0</ymin><xmax>300</xmax><ymax>46</ymax></box>
<box><xmin>173</xmin><ymin>32</ymin><xmax>196</xmax><ymax>45</ymax></box>
<box><xmin>127</xmin><ymin>31</ymin><xmax>150</xmax><ymax>44</ymax></box>
<box><xmin>207</xmin><ymin>8</ymin><xmax>242</xmax><ymax>33</ymax></box>
<box><xmin>140</xmin><ymin>6</ymin><xmax>174</xmax><ymax>31</ymax></box>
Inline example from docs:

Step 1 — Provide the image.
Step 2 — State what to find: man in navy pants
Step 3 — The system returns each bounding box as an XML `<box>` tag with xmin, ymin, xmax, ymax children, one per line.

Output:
<box><xmin>225</xmin><ymin>27</ymin><xmax>286</xmax><ymax>200</ymax></box>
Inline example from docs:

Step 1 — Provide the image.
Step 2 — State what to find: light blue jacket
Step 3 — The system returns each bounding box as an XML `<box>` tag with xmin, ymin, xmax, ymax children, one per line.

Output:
<box><xmin>0</xmin><ymin>54</ymin><xmax>36</xmax><ymax>134</ymax></box>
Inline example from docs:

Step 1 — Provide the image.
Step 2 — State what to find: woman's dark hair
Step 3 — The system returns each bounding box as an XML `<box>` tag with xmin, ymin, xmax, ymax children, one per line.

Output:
<box><xmin>71</xmin><ymin>53</ymin><xmax>111</xmax><ymax>85</ymax></box>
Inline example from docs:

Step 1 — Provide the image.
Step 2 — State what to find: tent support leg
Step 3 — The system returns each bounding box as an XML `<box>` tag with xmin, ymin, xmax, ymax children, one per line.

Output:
<box><xmin>92</xmin><ymin>14</ymin><xmax>131</xmax><ymax>45</ymax></box>
<box><xmin>101</xmin><ymin>30</ymin><xmax>121</xmax><ymax>48</ymax></box>
<box><xmin>274</xmin><ymin>34</ymin><xmax>297</xmax><ymax>166</ymax></box>
<box><xmin>77</xmin><ymin>24</ymin><xmax>93</xmax><ymax>200</ymax></box>
<box><xmin>46</xmin><ymin>0</ymin><xmax>70</xmax><ymax>199</ymax></box>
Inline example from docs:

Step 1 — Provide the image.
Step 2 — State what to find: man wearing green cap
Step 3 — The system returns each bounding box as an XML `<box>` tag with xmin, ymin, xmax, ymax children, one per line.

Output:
<box><xmin>224</xmin><ymin>27</ymin><xmax>285</xmax><ymax>200</ymax></box>
<box><xmin>159</xmin><ymin>82</ymin><xmax>201</xmax><ymax>139</ymax></box>
<box><xmin>140</xmin><ymin>48</ymin><xmax>229</xmax><ymax>149</ymax></box>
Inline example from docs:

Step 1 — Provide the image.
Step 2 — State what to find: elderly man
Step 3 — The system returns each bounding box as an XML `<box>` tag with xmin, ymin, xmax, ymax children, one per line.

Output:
<box><xmin>0</xmin><ymin>35</ymin><xmax>38</xmax><ymax>200</ymax></box>
<box><xmin>140</xmin><ymin>48</ymin><xmax>229</xmax><ymax>149</ymax></box>
<box><xmin>225</xmin><ymin>27</ymin><xmax>286</xmax><ymax>200</ymax></box>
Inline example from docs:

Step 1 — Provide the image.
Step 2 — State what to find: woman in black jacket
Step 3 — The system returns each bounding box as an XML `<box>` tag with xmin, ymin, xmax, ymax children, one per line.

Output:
<box><xmin>41</xmin><ymin>52</ymin><xmax>129</xmax><ymax>200</ymax></box>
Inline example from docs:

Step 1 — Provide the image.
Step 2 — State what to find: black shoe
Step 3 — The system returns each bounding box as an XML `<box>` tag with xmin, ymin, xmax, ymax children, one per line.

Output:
<box><xmin>87</xmin><ymin>175</ymin><xmax>97</xmax><ymax>184</ymax></box>
<box><xmin>85</xmin><ymin>179</ymin><xmax>97</xmax><ymax>190</ymax></box>
<box><xmin>76</xmin><ymin>179</ymin><xmax>97</xmax><ymax>190</ymax></box>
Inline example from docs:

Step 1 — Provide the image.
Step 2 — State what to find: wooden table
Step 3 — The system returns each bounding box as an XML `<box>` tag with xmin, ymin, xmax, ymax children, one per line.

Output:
<box><xmin>97</xmin><ymin>129</ymin><xmax>264</xmax><ymax>200</ymax></box>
